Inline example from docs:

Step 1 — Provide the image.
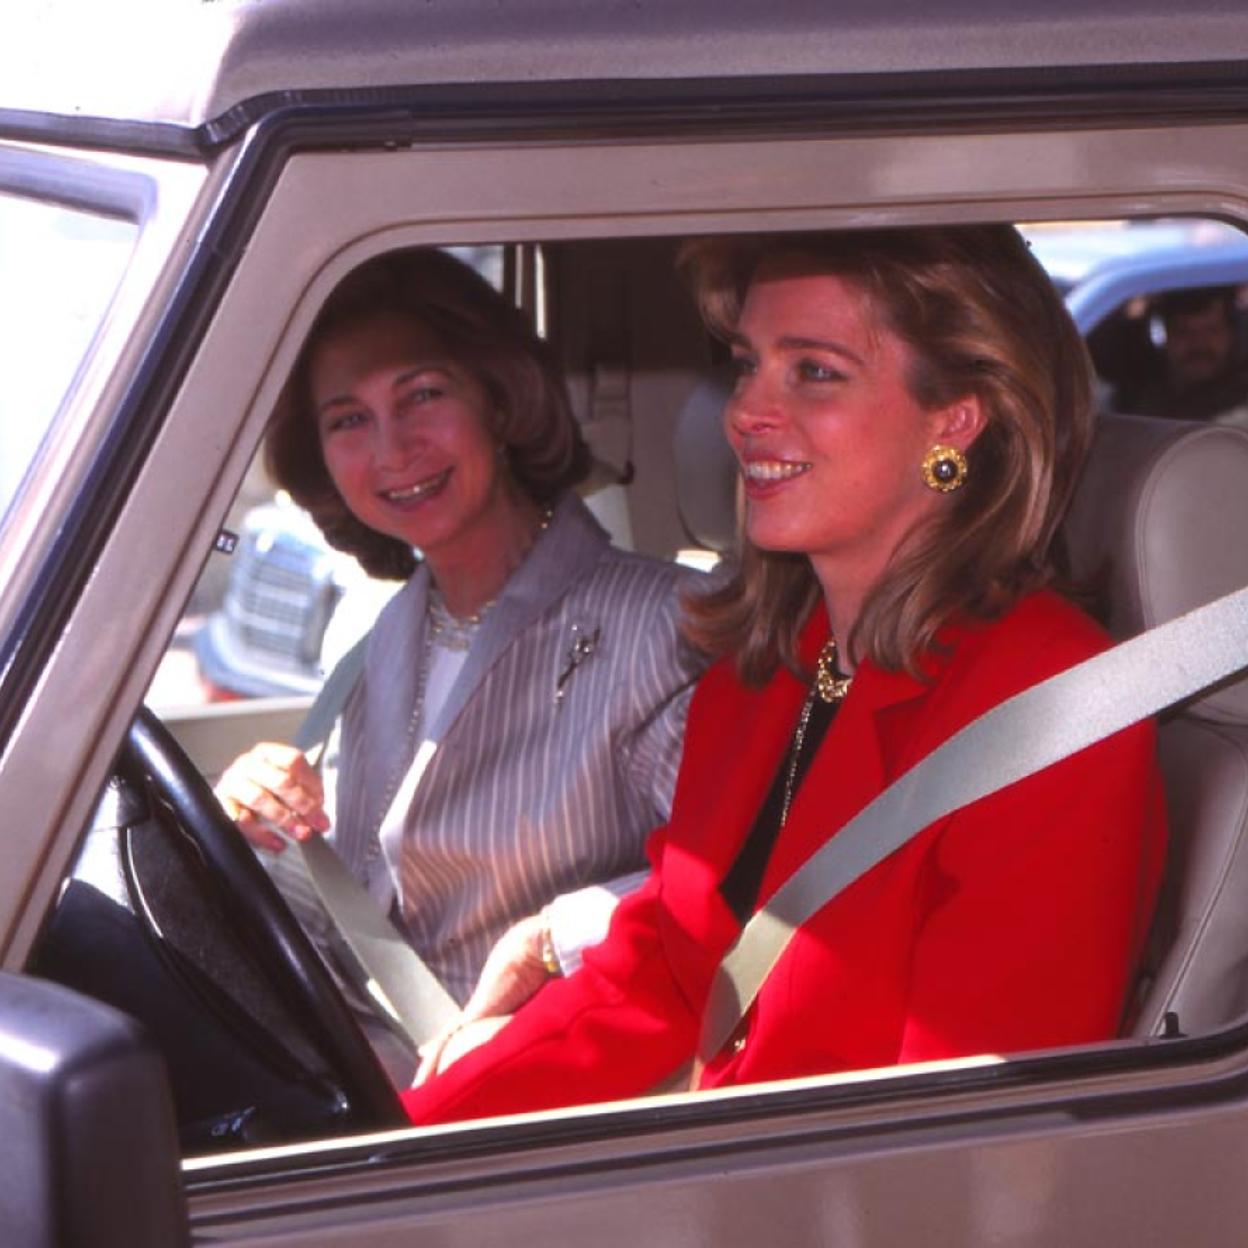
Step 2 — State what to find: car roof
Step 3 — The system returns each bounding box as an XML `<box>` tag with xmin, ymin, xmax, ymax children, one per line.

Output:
<box><xmin>5</xmin><ymin>0</ymin><xmax>1248</xmax><ymax>137</ymax></box>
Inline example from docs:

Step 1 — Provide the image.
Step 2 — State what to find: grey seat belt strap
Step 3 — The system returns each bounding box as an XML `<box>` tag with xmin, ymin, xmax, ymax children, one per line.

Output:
<box><xmin>699</xmin><ymin>583</ymin><xmax>1248</xmax><ymax>1063</ymax></box>
<box><xmin>293</xmin><ymin>634</ymin><xmax>461</xmax><ymax>1052</ymax></box>
<box><xmin>295</xmin><ymin>634</ymin><xmax>369</xmax><ymax>768</ymax></box>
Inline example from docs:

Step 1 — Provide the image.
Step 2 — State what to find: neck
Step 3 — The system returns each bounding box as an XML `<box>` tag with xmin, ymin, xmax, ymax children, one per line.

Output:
<box><xmin>428</xmin><ymin>493</ymin><xmax>546</xmax><ymax>618</ymax></box>
<box><xmin>813</xmin><ymin>575</ymin><xmax>867</xmax><ymax>676</ymax></box>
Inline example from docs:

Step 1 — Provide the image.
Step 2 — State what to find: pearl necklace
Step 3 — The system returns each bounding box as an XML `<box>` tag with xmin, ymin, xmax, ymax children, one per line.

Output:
<box><xmin>424</xmin><ymin>507</ymin><xmax>555</xmax><ymax>651</ymax></box>
<box><xmin>426</xmin><ymin>590</ymin><xmax>488</xmax><ymax>651</ymax></box>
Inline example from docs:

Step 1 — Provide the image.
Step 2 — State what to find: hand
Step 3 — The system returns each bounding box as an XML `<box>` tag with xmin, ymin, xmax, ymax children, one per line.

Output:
<box><xmin>412</xmin><ymin>912</ymin><xmax>556</xmax><ymax>1084</ymax></box>
<box><xmin>214</xmin><ymin>741</ymin><xmax>330</xmax><ymax>853</ymax></box>
<box><xmin>413</xmin><ymin>1015</ymin><xmax>512</xmax><ymax>1086</ymax></box>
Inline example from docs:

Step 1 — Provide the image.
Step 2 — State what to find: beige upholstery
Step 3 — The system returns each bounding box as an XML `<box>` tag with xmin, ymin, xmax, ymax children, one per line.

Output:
<box><xmin>548</xmin><ymin>237</ymin><xmax>716</xmax><ymax>559</ymax></box>
<box><xmin>673</xmin><ymin>372</ymin><xmax>737</xmax><ymax>554</ymax></box>
<box><xmin>1063</xmin><ymin>413</ymin><xmax>1248</xmax><ymax>1038</ymax></box>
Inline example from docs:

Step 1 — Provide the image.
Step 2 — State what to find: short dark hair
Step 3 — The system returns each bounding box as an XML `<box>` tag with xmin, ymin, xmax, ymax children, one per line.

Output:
<box><xmin>266</xmin><ymin>248</ymin><xmax>591</xmax><ymax>579</ymax></box>
<box><xmin>1156</xmin><ymin>284</ymin><xmax>1238</xmax><ymax>326</ymax></box>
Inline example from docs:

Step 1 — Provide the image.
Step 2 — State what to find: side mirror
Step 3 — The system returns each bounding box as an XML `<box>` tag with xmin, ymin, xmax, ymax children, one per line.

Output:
<box><xmin>0</xmin><ymin>971</ymin><xmax>187</xmax><ymax>1246</ymax></box>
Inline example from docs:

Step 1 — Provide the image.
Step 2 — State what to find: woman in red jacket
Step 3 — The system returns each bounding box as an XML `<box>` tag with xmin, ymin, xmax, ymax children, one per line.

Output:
<box><xmin>402</xmin><ymin>224</ymin><xmax>1167</xmax><ymax>1122</ymax></box>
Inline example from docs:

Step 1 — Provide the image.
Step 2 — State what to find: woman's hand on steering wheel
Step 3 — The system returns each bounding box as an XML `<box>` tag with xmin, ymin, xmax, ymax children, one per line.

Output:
<box><xmin>215</xmin><ymin>742</ymin><xmax>330</xmax><ymax>852</ymax></box>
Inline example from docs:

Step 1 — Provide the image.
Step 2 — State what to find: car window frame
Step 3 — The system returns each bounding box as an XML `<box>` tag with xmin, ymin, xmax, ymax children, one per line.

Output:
<box><xmin>0</xmin><ymin>143</ymin><xmax>207</xmax><ymax>645</ymax></box>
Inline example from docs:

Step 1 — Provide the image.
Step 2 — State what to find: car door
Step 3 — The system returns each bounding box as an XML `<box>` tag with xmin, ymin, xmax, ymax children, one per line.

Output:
<box><xmin>9</xmin><ymin>36</ymin><xmax>1248</xmax><ymax>1248</ymax></box>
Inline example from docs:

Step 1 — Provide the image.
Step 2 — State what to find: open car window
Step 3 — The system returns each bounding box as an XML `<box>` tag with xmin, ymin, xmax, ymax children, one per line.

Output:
<box><xmin>47</xmin><ymin>205</ymin><xmax>1227</xmax><ymax>1163</ymax></box>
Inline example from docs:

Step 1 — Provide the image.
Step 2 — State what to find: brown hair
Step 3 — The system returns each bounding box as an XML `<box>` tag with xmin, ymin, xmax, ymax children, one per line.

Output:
<box><xmin>266</xmin><ymin>248</ymin><xmax>591</xmax><ymax>578</ymax></box>
<box><xmin>679</xmin><ymin>225</ymin><xmax>1095</xmax><ymax>684</ymax></box>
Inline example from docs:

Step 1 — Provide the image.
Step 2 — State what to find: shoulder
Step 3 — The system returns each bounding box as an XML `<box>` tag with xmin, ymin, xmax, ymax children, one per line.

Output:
<box><xmin>909</xmin><ymin>590</ymin><xmax>1112</xmax><ymax>732</ymax></box>
<box><xmin>574</xmin><ymin>544</ymin><xmax>707</xmax><ymax>622</ymax></box>
<box><xmin>942</xmin><ymin>589</ymin><xmax>1108</xmax><ymax>684</ymax></box>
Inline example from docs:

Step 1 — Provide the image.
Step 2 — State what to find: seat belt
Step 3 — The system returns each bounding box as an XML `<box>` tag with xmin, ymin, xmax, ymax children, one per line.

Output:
<box><xmin>699</xmin><ymin>582</ymin><xmax>1248</xmax><ymax>1064</ymax></box>
<box><xmin>291</xmin><ymin>634</ymin><xmax>460</xmax><ymax>1053</ymax></box>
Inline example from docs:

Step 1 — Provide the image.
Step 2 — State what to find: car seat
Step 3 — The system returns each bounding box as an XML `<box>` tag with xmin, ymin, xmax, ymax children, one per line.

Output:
<box><xmin>673</xmin><ymin>371</ymin><xmax>738</xmax><ymax>555</ymax></box>
<box><xmin>1062</xmin><ymin>412</ymin><xmax>1248</xmax><ymax>1038</ymax></box>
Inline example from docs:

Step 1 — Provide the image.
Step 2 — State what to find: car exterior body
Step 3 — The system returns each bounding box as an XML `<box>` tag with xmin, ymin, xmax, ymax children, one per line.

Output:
<box><xmin>5</xmin><ymin>1</ymin><xmax>1248</xmax><ymax>1244</ymax></box>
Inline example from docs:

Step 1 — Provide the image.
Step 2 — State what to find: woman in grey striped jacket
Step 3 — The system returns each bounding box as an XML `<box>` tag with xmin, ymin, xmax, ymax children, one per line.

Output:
<box><xmin>216</xmin><ymin>248</ymin><xmax>707</xmax><ymax>1076</ymax></box>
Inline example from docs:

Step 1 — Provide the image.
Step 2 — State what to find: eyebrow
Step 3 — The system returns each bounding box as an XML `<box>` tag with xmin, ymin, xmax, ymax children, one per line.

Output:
<box><xmin>315</xmin><ymin>364</ymin><xmax>451</xmax><ymax>414</ymax></box>
<box><xmin>729</xmin><ymin>331</ymin><xmax>865</xmax><ymax>368</ymax></box>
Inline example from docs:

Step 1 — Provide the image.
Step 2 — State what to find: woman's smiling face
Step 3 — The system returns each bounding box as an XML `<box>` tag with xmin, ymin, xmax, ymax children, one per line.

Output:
<box><xmin>312</xmin><ymin>309</ymin><xmax>517</xmax><ymax>567</ymax></box>
<box><xmin>725</xmin><ymin>263</ymin><xmax>977</xmax><ymax>594</ymax></box>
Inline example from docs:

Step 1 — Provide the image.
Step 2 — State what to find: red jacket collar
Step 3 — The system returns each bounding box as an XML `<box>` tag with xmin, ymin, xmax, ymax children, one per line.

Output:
<box><xmin>794</xmin><ymin>598</ymin><xmax>949</xmax><ymax>715</ymax></box>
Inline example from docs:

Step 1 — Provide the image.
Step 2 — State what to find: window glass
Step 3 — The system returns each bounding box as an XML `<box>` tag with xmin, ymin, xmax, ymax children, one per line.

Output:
<box><xmin>0</xmin><ymin>192</ymin><xmax>136</xmax><ymax>526</ymax></box>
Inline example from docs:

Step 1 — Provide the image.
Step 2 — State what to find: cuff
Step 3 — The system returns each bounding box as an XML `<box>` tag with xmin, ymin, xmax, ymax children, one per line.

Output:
<box><xmin>544</xmin><ymin>878</ymin><xmax>638</xmax><ymax>975</ymax></box>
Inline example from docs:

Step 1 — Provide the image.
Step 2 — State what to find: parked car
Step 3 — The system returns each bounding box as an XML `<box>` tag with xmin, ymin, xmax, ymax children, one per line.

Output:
<box><xmin>1025</xmin><ymin>220</ymin><xmax>1248</xmax><ymax>417</ymax></box>
<box><xmin>192</xmin><ymin>497</ymin><xmax>387</xmax><ymax>699</ymax></box>
<box><xmin>6</xmin><ymin>1</ymin><xmax>1248</xmax><ymax>1245</ymax></box>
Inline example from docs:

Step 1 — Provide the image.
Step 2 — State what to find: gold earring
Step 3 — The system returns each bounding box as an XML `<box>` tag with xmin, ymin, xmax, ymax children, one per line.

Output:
<box><xmin>921</xmin><ymin>445</ymin><xmax>968</xmax><ymax>493</ymax></box>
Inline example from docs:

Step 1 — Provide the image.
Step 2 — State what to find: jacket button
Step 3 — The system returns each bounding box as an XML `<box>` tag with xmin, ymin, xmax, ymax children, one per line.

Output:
<box><xmin>731</xmin><ymin>1034</ymin><xmax>747</xmax><ymax>1054</ymax></box>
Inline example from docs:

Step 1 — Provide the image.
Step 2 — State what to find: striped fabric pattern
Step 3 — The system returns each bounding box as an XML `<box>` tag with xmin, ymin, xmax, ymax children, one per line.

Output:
<box><xmin>331</xmin><ymin>495</ymin><xmax>708</xmax><ymax>1004</ymax></box>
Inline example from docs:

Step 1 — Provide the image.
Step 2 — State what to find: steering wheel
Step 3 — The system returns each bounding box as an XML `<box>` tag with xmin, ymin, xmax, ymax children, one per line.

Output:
<box><xmin>119</xmin><ymin>706</ymin><xmax>405</xmax><ymax>1132</ymax></box>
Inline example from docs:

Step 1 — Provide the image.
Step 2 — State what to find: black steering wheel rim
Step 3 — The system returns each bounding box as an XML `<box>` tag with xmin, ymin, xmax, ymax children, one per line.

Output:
<box><xmin>119</xmin><ymin>706</ymin><xmax>405</xmax><ymax>1132</ymax></box>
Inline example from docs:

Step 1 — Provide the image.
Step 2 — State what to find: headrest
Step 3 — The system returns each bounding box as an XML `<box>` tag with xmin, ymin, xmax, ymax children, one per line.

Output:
<box><xmin>673</xmin><ymin>373</ymin><xmax>738</xmax><ymax>553</ymax></box>
<box><xmin>1063</xmin><ymin>412</ymin><xmax>1248</xmax><ymax>725</ymax></box>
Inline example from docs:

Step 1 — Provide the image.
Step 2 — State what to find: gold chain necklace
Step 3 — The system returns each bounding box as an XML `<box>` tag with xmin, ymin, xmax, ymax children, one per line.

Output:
<box><xmin>814</xmin><ymin>637</ymin><xmax>853</xmax><ymax>704</ymax></box>
<box><xmin>780</xmin><ymin>638</ymin><xmax>851</xmax><ymax>826</ymax></box>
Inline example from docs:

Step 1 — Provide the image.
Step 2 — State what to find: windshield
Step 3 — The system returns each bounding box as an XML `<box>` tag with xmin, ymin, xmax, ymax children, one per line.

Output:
<box><xmin>0</xmin><ymin>191</ymin><xmax>136</xmax><ymax>525</ymax></box>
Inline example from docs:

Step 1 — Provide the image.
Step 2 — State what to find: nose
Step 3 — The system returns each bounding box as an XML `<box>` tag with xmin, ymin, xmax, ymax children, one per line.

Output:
<box><xmin>373</xmin><ymin>407</ymin><xmax>423</xmax><ymax>467</ymax></box>
<box><xmin>725</xmin><ymin>371</ymin><xmax>783</xmax><ymax>441</ymax></box>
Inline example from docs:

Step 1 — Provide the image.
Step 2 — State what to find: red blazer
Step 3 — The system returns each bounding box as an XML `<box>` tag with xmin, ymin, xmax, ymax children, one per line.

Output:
<box><xmin>403</xmin><ymin>590</ymin><xmax>1167</xmax><ymax>1123</ymax></box>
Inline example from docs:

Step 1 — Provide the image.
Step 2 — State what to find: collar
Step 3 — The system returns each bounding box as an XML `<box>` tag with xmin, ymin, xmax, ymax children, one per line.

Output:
<box><xmin>793</xmin><ymin>599</ymin><xmax>934</xmax><ymax>717</ymax></box>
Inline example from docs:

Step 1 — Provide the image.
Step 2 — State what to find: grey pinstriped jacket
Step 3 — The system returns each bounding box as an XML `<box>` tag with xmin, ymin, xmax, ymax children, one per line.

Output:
<box><xmin>329</xmin><ymin>494</ymin><xmax>707</xmax><ymax>1004</ymax></box>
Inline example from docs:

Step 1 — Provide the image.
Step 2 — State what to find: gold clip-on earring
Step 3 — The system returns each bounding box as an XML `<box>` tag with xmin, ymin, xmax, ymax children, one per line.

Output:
<box><xmin>921</xmin><ymin>444</ymin><xmax>968</xmax><ymax>493</ymax></box>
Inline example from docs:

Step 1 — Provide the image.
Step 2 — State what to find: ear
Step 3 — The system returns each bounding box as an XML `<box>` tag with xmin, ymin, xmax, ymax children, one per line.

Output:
<box><xmin>928</xmin><ymin>394</ymin><xmax>987</xmax><ymax>452</ymax></box>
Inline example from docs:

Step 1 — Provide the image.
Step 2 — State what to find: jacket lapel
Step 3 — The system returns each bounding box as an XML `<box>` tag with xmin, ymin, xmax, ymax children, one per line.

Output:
<box><xmin>426</xmin><ymin>493</ymin><xmax>609</xmax><ymax>742</ymax></box>
<box><xmin>345</xmin><ymin>495</ymin><xmax>610</xmax><ymax>859</ymax></box>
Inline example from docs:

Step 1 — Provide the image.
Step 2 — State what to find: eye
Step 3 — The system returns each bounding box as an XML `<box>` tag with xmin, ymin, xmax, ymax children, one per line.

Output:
<box><xmin>729</xmin><ymin>352</ymin><xmax>757</xmax><ymax>384</ymax></box>
<box><xmin>323</xmin><ymin>408</ymin><xmax>367</xmax><ymax>435</ymax></box>
<box><xmin>796</xmin><ymin>358</ymin><xmax>847</xmax><ymax>384</ymax></box>
<box><xmin>399</xmin><ymin>383</ymin><xmax>446</xmax><ymax>410</ymax></box>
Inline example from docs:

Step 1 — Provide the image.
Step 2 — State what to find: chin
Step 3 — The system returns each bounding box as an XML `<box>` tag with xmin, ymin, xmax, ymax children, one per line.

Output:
<box><xmin>746</xmin><ymin>528</ymin><xmax>810</xmax><ymax>557</ymax></box>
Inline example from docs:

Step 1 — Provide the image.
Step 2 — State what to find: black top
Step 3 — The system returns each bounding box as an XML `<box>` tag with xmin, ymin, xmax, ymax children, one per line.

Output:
<box><xmin>720</xmin><ymin>694</ymin><xmax>839</xmax><ymax>925</ymax></box>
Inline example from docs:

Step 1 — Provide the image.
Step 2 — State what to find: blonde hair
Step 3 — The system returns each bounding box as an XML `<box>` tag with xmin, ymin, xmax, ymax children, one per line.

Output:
<box><xmin>267</xmin><ymin>248</ymin><xmax>590</xmax><ymax>579</ymax></box>
<box><xmin>680</xmin><ymin>225</ymin><xmax>1094</xmax><ymax>684</ymax></box>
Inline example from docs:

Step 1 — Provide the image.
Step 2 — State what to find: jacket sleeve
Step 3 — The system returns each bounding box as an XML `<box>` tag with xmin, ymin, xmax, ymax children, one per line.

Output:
<box><xmin>545</xmin><ymin>870</ymin><xmax>648</xmax><ymax>974</ymax></box>
<box><xmin>539</xmin><ymin>566</ymin><xmax>706</xmax><ymax>973</ymax></box>
<box><xmin>401</xmin><ymin>826</ymin><xmax>702</xmax><ymax>1124</ymax></box>
<box><xmin>897</xmin><ymin>712</ymin><xmax>1167</xmax><ymax>1061</ymax></box>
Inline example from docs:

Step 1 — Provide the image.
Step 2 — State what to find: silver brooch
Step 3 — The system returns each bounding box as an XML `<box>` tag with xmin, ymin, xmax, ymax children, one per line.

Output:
<box><xmin>554</xmin><ymin>623</ymin><xmax>602</xmax><ymax>708</ymax></box>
